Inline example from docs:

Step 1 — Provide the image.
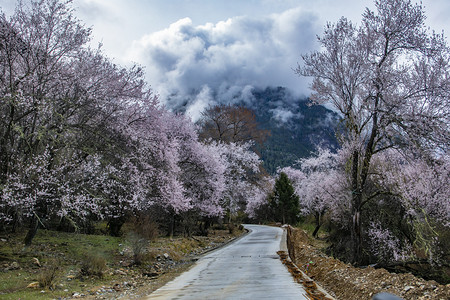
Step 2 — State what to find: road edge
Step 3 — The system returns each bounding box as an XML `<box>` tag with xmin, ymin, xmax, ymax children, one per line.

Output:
<box><xmin>280</xmin><ymin>225</ymin><xmax>336</xmax><ymax>300</ymax></box>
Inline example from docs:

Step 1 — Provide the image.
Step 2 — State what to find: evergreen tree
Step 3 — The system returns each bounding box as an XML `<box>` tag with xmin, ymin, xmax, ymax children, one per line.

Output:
<box><xmin>270</xmin><ymin>172</ymin><xmax>300</xmax><ymax>224</ymax></box>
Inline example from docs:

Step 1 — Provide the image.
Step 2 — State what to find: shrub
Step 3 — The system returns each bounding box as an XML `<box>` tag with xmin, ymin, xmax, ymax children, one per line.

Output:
<box><xmin>38</xmin><ymin>259</ymin><xmax>60</xmax><ymax>289</ymax></box>
<box><xmin>124</xmin><ymin>215</ymin><xmax>159</xmax><ymax>265</ymax></box>
<box><xmin>132</xmin><ymin>215</ymin><xmax>159</xmax><ymax>240</ymax></box>
<box><xmin>228</xmin><ymin>223</ymin><xmax>235</xmax><ymax>234</ymax></box>
<box><xmin>126</xmin><ymin>231</ymin><xmax>149</xmax><ymax>265</ymax></box>
<box><xmin>80</xmin><ymin>254</ymin><xmax>107</xmax><ymax>277</ymax></box>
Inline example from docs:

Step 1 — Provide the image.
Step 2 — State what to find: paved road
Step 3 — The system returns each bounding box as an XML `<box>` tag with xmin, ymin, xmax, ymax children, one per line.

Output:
<box><xmin>146</xmin><ymin>224</ymin><xmax>308</xmax><ymax>299</ymax></box>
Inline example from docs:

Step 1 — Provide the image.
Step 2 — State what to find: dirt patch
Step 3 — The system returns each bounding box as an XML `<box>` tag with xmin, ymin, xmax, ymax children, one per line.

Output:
<box><xmin>286</xmin><ymin>226</ymin><xmax>450</xmax><ymax>300</ymax></box>
<box><xmin>277</xmin><ymin>250</ymin><xmax>333</xmax><ymax>300</ymax></box>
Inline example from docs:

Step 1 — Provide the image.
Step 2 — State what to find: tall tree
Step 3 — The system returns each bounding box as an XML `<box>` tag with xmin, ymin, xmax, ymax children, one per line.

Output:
<box><xmin>270</xmin><ymin>172</ymin><xmax>299</xmax><ymax>225</ymax></box>
<box><xmin>198</xmin><ymin>104</ymin><xmax>268</xmax><ymax>222</ymax></box>
<box><xmin>0</xmin><ymin>0</ymin><xmax>156</xmax><ymax>243</ymax></box>
<box><xmin>207</xmin><ymin>141</ymin><xmax>262</xmax><ymax>222</ymax></box>
<box><xmin>297</xmin><ymin>0</ymin><xmax>450</xmax><ymax>263</ymax></box>
<box><xmin>281</xmin><ymin>148</ymin><xmax>350</xmax><ymax>238</ymax></box>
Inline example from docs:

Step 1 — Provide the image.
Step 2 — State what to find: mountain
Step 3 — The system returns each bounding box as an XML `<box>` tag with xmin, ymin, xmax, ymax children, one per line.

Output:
<box><xmin>248</xmin><ymin>87</ymin><xmax>340</xmax><ymax>174</ymax></box>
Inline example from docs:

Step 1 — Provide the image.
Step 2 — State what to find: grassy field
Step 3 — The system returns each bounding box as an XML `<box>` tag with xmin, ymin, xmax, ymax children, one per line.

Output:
<box><xmin>0</xmin><ymin>230</ymin><xmax>119</xmax><ymax>299</ymax></box>
<box><xmin>0</xmin><ymin>226</ymin><xmax>244</xmax><ymax>299</ymax></box>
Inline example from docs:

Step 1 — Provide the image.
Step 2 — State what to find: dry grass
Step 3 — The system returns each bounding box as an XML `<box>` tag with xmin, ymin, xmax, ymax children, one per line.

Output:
<box><xmin>79</xmin><ymin>253</ymin><xmax>107</xmax><ymax>278</ymax></box>
<box><xmin>37</xmin><ymin>259</ymin><xmax>60</xmax><ymax>289</ymax></box>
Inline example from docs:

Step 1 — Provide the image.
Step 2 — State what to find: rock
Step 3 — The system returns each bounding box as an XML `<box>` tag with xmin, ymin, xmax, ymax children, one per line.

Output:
<box><xmin>32</xmin><ymin>257</ymin><xmax>41</xmax><ymax>267</ymax></box>
<box><xmin>404</xmin><ymin>286</ymin><xmax>414</xmax><ymax>292</ymax></box>
<box><xmin>120</xmin><ymin>261</ymin><xmax>131</xmax><ymax>267</ymax></box>
<box><xmin>72</xmin><ymin>292</ymin><xmax>81</xmax><ymax>298</ymax></box>
<box><xmin>27</xmin><ymin>282</ymin><xmax>40</xmax><ymax>289</ymax></box>
<box><xmin>373</xmin><ymin>292</ymin><xmax>403</xmax><ymax>300</ymax></box>
<box><xmin>9</xmin><ymin>262</ymin><xmax>20</xmax><ymax>270</ymax></box>
<box><xmin>163</xmin><ymin>253</ymin><xmax>170</xmax><ymax>259</ymax></box>
<box><xmin>0</xmin><ymin>238</ymin><xmax>6</xmax><ymax>242</ymax></box>
<box><xmin>67</xmin><ymin>275</ymin><xmax>76</xmax><ymax>280</ymax></box>
<box><xmin>114</xmin><ymin>269</ymin><xmax>127</xmax><ymax>276</ymax></box>
<box><xmin>143</xmin><ymin>271</ymin><xmax>159</xmax><ymax>277</ymax></box>
<box><xmin>113</xmin><ymin>283</ymin><xmax>121</xmax><ymax>291</ymax></box>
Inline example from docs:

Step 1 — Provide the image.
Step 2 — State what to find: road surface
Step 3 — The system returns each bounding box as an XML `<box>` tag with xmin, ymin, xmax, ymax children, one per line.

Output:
<box><xmin>146</xmin><ymin>224</ymin><xmax>308</xmax><ymax>299</ymax></box>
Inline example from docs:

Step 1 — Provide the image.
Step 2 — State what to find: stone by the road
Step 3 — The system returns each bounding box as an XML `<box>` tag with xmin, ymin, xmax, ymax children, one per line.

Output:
<box><xmin>146</xmin><ymin>224</ymin><xmax>308</xmax><ymax>299</ymax></box>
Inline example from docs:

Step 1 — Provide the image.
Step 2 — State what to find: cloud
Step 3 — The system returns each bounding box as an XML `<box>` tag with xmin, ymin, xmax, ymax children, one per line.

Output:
<box><xmin>127</xmin><ymin>7</ymin><xmax>319</xmax><ymax>120</ymax></box>
<box><xmin>185</xmin><ymin>85</ymin><xmax>213</xmax><ymax>121</ymax></box>
<box><xmin>270</xmin><ymin>108</ymin><xmax>296</xmax><ymax>123</ymax></box>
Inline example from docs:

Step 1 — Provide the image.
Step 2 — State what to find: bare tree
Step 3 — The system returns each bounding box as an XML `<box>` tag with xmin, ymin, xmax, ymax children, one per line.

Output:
<box><xmin>198</xmin><ymin>104</ymin><xmax>269</xmax><ymax>145</ymax></box>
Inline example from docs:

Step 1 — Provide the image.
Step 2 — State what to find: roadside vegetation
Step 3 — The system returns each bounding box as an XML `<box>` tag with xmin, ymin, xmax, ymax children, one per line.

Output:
<box><xmin>286</xmin><ymin>226</ymin><xmax>450</xmax><ymax>299</ymax></box>
<box><xmin>253</xmin><ymin>0</ymin><xmax>449</xmax><ymax>286</ymax></box>
<box><xmin>0</xmin><ymin>222</ymin><xmax>244</xmax><ymax>299</ymax></box>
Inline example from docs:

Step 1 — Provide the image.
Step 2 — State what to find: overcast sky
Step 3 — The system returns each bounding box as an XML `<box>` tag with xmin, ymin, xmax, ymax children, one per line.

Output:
<box><xmin>2</xmin><ymin>0</ymin><xmax>449</xmax><ymax>119</ymax></box>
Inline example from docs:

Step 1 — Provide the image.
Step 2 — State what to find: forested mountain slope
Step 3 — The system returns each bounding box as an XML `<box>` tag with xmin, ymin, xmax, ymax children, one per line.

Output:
<box><xmin>249</xmin><ymin>87</ymin><xmax>339</xmax><ymax>174</ymax></box>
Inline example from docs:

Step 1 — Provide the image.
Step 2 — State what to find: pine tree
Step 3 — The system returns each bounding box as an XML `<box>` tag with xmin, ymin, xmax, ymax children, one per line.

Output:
<box><xmin>270</xmin><ymin>172</ymin><xmax>300</xmax><ymax>224</ymax></box>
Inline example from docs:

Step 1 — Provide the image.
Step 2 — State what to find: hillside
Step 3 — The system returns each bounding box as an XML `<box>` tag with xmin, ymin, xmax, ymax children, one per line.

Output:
<box><xmin>249</xmin><ymin>87</ymin><xmax>340</xmax><ymax>174</ymax></box>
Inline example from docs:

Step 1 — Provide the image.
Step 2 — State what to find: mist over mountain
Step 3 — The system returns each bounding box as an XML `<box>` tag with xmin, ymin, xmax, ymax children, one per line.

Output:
<box><xmin>127</xmin><ymin>9</ymin><xmax>319</xmax><ymax>119</ymax></box>
<box><xmin>170</xmin><ymin>84</ymin><xmax>339</xmax><ymax>173</ymax></box>
<box><xmin>249</xmin><ymin>87</ymin><xmax>340</xmax><ymax>173</ymax></box>
<box><xmin>178</xmin><ymin>85</ymin><xmax>340</xmax><ymax>174</ymax></box>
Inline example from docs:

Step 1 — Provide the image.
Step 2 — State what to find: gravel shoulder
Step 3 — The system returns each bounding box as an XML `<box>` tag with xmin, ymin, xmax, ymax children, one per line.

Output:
<box><xmin>286</xmin><ymin>226</ymin><xmax>450</xmax><ymax>300</ymax></box>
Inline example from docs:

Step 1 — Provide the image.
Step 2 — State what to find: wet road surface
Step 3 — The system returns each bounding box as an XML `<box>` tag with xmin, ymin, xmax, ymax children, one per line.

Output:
<box><xmin>145</xmin><ymin>224</ymin><xmax>308</xmax><ymax>299</ymax></box>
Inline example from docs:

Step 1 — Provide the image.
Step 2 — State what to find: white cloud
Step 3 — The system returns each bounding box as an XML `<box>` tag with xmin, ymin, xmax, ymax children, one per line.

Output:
<box><xmin>127</xmin><ymin>7</ymin><xmax>319</xmax><ymax>115</ymax></box>
<box><xmin>269</xmin><ymin>108</ymin><xmax>296</xmax><ymax>123</ymax></box>
<box><xmin>186</xmin><ymin>85</ymin><xmax>213</xmax><ymax>121</ymax></box>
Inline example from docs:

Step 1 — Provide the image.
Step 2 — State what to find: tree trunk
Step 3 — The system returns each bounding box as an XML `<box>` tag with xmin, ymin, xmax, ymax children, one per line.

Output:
<box><xmin>351</xmin><ymin>150</ymin><xmax>362</xmax><ymax>264</ymax></box>
<box><xmin>312</xmin><ymin>211</ymin><xmax>322</xmax><ymax>238</ymax></box>
<box><xmin>352</xmin><ymin>208</ymin><xmax>362</xmax><ymax>264</ymax></box>
<box><xmin>199</xmin><ymin>218</ymin><xmax>210</xmax><ymax>236</ymax></box>
<box><xmin>0</xmin><ymin>103</ymin><xmax>15</xmax><ymax>185</ymax></box>
<box><xmin>24</xmin><ymin>216</ymin><xmax>39</xmax><ymax>247</ymax></box>
<box><xmin>107</xmin><ymin>217</ymin><xmax>125</xmax><ymax>237</ymax></box>
<box><xmin>312</xmin><ymin>223</ymin><xmax>322</xmax><ymax>239</ymax></box>
<box><xmin>352</xmin><ymin>107</ymin><xmax>378</xmax><ymax>264</ymax></box>
<box><xmin>167</xmin><ymin>215</ymin><xmax>175</xmax><ymax>238</ymax></box>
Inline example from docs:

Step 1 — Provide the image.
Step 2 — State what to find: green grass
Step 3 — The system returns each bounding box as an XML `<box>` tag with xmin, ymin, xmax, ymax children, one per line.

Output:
<box><xmin>0</xmin><ymin>267</ymin><xmax>91</xmax><ymax>300</ymax></box>
<box><xmin>296</xmin><ymin>215</ymin><xmax>330</xmax><ymax>238</ymax></box>
<box><xmin>297</xmin><ymin>222</ymin><xmax>317</xmax><ymax>234</ymax></box>
<box><xmin>0</xmin><ymin>226</ymin><xmax>244</xmax><ymax>299</ymax></box>
<box><xmin>33</xmin><ymin>229</ymin><xmax>121</xmax><ymax>260</ymax></box>
<box><xmin>0</xmin><ymin>229</ymin><xmax>122</xmax><ymax>299</ymax></box>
